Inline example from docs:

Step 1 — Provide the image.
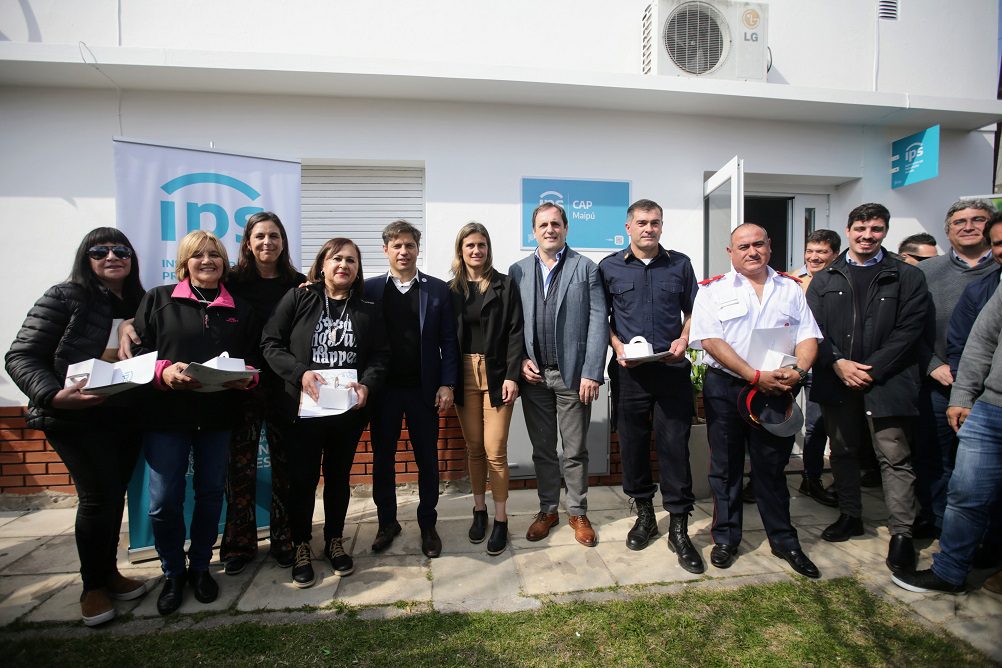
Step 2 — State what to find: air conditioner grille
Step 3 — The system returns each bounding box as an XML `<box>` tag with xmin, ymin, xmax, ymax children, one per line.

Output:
<box><xmin>663</xmin><ymin>1</ymin><xmax>729</xmax><ymax>75</ymax></box>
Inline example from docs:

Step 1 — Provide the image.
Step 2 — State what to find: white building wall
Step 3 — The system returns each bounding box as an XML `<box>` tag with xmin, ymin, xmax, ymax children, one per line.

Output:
<box><xmin>1</xmin><ymin>0</ymin><xmax>997</xmax><ymax>98</ymax></box>
<box><xmin>0</xmin><ymin>84</ymin><xmax>994</xmax><ymax>403</ymax></box>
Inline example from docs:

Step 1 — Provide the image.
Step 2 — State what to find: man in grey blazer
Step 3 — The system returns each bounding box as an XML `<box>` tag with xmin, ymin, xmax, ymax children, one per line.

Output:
<box><xmin>508</xmin><ymin>202</ymin><xmax>608</xmax><ymax>547</ymax></box>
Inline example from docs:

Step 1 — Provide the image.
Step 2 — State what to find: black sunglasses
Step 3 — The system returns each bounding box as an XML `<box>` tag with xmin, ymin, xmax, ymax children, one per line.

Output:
<box><xmin>905</xmin><ymin>253</ymin><xmax>933</xmax><ymax>262</ymax></box>
<box><xmin>87</xmin><ymin>245</ymin><xmax>133</xmax><ymax>260</ymax></box>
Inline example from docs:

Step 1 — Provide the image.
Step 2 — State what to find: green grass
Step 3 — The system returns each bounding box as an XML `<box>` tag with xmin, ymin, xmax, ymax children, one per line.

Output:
<box><xmin>1</xmin><ymin>577</ymin><xmax>993</xmax><ymax>667</ymax></box>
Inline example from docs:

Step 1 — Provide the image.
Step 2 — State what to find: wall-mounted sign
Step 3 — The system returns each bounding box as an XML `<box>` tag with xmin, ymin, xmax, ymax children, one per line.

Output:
<box><xmin>521</xmin><ymin>177</ymin><xmax>630</xmax><ymax>250</ymax></box>
<box><xmin>891</xmin><ymin>125</ymin><xmax>940</xmax><ymax>189</ymax></box>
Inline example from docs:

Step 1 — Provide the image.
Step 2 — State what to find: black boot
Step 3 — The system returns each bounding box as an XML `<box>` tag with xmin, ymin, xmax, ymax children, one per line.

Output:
<box><xmin>886</xmin><ymin>534</ymin><xmax>916</xmax><ymax>574</ymax></box>
<box><xmin>626</xmin><ymin>499</ymin><xmax>659</xmax><ymax>551</ymax></box>
<box><xmin>799</xmin><ymin>476</ymin><xmax>838</xmax><ymax>508</ymax></box>
<box><xmin>667</xmin><ymin>513</ymin><xmax>705</xmax><ymax>574</ymax></box>
<box><xmin>469</xmin><ymin>509</ymin><xmax>489</xmax><ymax>544</ymax></box>
<box><xmin>486</xmin><ymin>520</ymin><xmax>508</xmax><ymax>556</ymax></box>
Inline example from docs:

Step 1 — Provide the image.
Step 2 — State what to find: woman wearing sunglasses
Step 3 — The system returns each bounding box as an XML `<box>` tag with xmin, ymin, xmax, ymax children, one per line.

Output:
<box><xmin>131</xmin><ymin>230</ymin><xmax>261</xmax><ymax>616</ymax></box>
<box><xmin>6</xmin><ymin>228</ymin><xmax>149</xmax><ymax>627</ymax></box>
<box><xmin>219</xmin><ymin>212</ymin><xmax>306</xmax><ymax>575</ymax></box>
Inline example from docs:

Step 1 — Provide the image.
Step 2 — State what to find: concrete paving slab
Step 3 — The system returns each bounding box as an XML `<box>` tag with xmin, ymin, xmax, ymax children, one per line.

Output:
<box><xmin>0</xmin><ymin>536</ymin><xmax>51</xmax><ymax>571</ymax></box>
<box><xmin>334</xmin><ymin>554</ymin><xmax>430</xmax><ymax>606</ymax></box>
<box><xmin>0</xmin><ymin>508</ymin><xmax>76</xmax><ymax>537</ymax></box>
<box><xmin>905</xmin><ymin>588</ymin><xmax>1002</xmax><ymax>624</ymax></box>
<box><xmin>4</xmin><ymin>534</ymin><xmax>78</xmax><ymax>574</ymax></box>
<box><xmin>0</xmin><ymin>511</ymin><xmax>27</xmax><ymax>528</ymax></box>
<box><xmin>579</xmin><ymin>485</ymin><xmax>628</xmax><ymax>511</ymax></box>
<box><xmin>513</xmin><ymin>544</ymin><xmax>616</xmax><ymax>596</ymax></box>
<box><xmin>431</xmin><ymin>551</ymin><xmax>533</xmax><ymax>613</ymax></box>
<box><xmin>596</xmin><ymin>537</ymin><xmax>705</xmax><ymax>586</ymax></box>
<box><xmin>236</xmin><ymin>554</ymin><xmax>342</xmax><ymax>612</ymax></box>
<box><xmin>433</xmin><ymin>491</ymin><xmax>479</xmax><ymax>521</ymax></box>
<box><xmin>355</xmin><ymin>519</ymin><xmax>423</xmax><ymax>556</ymax></box>
<box><xmin>943</xmin><ymin>616</ymin><xmax>1002</xmax><ymax>664</ymax></box>
<box><xmin>19</xmin><ymin>564</ymin><xmax>161</xmax><ymax>624</ymax></box>
<box><xmin>738</xmin><ymin>529</ymin><xmax>856</xmax><ymax>581</ymax></box>
<box><xmin>427</xmin><ymin>518</ymin><xmax>486</xmax><ymax>555</ymax></box>
<box><xmin>0</xmin><ymin>573</ymin><xmax>76</xmax><ymax>626</ymax></box>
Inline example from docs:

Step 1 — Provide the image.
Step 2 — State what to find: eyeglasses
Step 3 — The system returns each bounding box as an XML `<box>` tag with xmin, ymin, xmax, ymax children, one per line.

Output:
<box><xmin>949</xmin><ymin>216</ymin><xmax>989</xmax><ymax>228</ymax></box>
<box><xmin>905</xmin><ymin>253</ymin><xmax>934</xmax><ymax>262</ymax></box>
<box><xmin>87</xmin><ymin>245</ymin><xmax>133</xmax><ymax>260</ymax></box>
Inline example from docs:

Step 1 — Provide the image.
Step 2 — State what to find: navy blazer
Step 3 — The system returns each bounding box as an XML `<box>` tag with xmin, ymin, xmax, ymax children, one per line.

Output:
<box><xmin>364</xmin><ymin>271</ymin><xmax>459</xmax><ymax>406</ymax></box>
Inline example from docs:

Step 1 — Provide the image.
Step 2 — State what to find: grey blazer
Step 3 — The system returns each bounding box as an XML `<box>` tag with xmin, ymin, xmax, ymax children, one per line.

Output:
<box><xmin>508</xmin><ymin>247</ymin><xmax>608</xmax><ymax>391</ymax></box>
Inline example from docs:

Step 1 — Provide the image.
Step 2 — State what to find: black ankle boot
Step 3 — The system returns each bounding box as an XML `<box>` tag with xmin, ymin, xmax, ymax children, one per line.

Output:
<box><xmin>486</xmin><ymin>520</ymin><xmax>508</xmax><ymax>556</ymax></box>
<box><xmin>667</xmin><ymin>513</ymin><xmax>705</xmax><ymax>574</ymax></box>
<box><xmin>469</xmin><ymin>509</ymin><xmax>489</xmax><ymax>544</ymax></box>
<box><xmin>627</xmin><ymin>499</ymin><xmax>659</xmax><ymax>551</ymax></box>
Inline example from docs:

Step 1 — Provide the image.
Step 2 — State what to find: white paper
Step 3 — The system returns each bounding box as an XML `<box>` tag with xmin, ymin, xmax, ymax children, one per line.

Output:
<box><xmin>299</xmin><ymin>369</ymin><xmax>359</xmax><ymax>418</ymax></box>
<box><xmin>64</xmin><ymin>351</ymin><xmax>158</xmax><ymax>396</ymax></box>
<box><xmin>747</xmin><ymin>327</ymin><xmax>797</xmax><ymax>371</ymax></box>
<box><xmin>185</xmin><ymin>353</ymin><xmax>258</xmax><ymax>393</ymax></box>
<box><xmin>616</xmin><ymin>350</ymin><xmax>674</xmax><ymax>364</ymax></box>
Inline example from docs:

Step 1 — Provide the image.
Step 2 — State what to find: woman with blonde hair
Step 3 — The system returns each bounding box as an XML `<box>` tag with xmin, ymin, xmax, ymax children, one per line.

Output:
<box><xmin>448</xmin><ymin>223</ymin><xmax>523</xmax><ymax>555</ymax></box>
<box><xmin>132</xmin><ymin>230</ymin><xmax>261</xmax><ymax>615</ymax></box>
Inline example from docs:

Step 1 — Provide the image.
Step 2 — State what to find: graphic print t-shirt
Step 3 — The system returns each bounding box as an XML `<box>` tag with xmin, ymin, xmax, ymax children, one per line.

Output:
<box><xmin>310</xmin><ymin>298</ymin><xmax>358</xmax><ymax>370</ymax></box>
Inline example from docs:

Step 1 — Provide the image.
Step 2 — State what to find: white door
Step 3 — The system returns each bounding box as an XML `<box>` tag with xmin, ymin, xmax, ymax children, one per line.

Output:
<box><xmin>703</xmin><ymin>156</ymin><xmax>744</xmax><ymax>279</ymax></box>
<box><xmin>789</xmin><ymin>194</ymin><xmax>831</xmax><ymax>269</ymax></box>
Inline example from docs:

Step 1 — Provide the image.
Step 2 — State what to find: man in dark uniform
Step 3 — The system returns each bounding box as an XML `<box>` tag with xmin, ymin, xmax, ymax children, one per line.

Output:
<box><xmin>598</xmin><ymin>198</ymin><xmax>704</xmax><ymax>574</ymax></box>
<box><xmin>364</xmin><ymin>220</ymin><xmax>459</xmax><ymax>559</ymax></box>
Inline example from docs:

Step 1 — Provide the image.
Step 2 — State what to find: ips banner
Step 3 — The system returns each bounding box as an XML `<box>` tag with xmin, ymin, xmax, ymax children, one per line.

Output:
<box><xmin>113</xmin><ymin>138</ymin><xmax>302</xmax><ymax>288</ymax></box>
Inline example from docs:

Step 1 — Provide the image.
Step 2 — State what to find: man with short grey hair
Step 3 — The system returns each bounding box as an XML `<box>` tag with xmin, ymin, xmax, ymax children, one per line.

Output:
<box><xmin>914</xmin><ymin>198</ymin><xmax>998</xmax><ymax>538</ymax></box>
<box><xmin>509</xmin><ymin>202</ymin><xmax>607</xmax><ymax>548</ymax></box>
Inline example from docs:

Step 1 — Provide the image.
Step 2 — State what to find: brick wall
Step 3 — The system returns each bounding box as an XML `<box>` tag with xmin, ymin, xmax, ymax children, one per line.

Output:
<box><xmin>0</xmin><ymin>406</ymin><xmax>641</xmax><ymax>495</ymax></box>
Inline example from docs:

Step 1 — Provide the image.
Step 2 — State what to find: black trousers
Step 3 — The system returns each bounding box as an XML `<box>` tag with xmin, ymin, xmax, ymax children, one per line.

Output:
<box><xmin>286</xmin><ymin>409</ymin><xmax>369</xmax><ymax>544</ymax></box>
<box><xmin>609</xmin><ymin>360</ymin><xmax>694</xmax><ymax>513</ymax></box>
<box><xmin>46</xmin><ymin>427</ymin><xmax>141</xmax><ymax>591</ymax></box>
<box><xmin>704</xmin><ymin>369</ymin><xmax>800</xmax><ymax>551</ymax></box>
<box><xmin>370</xmin><ymin>385</ymin><xmax>440</xmax><ymax>529</ymax></box>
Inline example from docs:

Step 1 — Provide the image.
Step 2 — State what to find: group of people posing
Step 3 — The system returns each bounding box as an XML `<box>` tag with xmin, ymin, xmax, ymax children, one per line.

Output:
<box><xmin>6</xmin><ymin>196</ymin><xmax>1001</xmax><ymax>627</ymax></box>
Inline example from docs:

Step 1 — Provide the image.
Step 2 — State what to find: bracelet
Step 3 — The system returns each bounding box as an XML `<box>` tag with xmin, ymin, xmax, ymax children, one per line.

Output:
<box><xmin>753</xmin><ymin>370</ymin><xmax>761</xmax><ymax>385</ymax></box>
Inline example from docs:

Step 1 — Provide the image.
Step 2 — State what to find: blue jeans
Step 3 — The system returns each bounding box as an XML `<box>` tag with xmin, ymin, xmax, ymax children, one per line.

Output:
<box><xmin>144</xmin><ymin>430</ymin><xmax>230</xmax><ymax>578</ymax></box>
<box><xmin>931</xmin><ymin>401</ymin><xmax>1002</xmax><ymax>586</ymax></box>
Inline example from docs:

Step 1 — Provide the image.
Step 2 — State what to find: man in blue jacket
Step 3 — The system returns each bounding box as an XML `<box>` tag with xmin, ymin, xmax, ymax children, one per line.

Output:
<box><xmin>364</xmin><ymin>220</ymin><xmax>459</xmax><ymax>558</ymax></box>
<box><xmin>509</xmin><ymin>202</ymin><xmax>607</xmax><ymax>548</ymax></box>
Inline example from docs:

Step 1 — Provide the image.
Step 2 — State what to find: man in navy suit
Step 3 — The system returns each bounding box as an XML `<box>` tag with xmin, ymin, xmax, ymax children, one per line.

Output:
<box><xmin>364</xmin><ymin>220</ymin><xmax>459</xmax><ymax>558</ymax></box>
<box><xmin>509</xmin><ymin>202</ymin><xmax>608</xmax><ymax>547</ymax></box>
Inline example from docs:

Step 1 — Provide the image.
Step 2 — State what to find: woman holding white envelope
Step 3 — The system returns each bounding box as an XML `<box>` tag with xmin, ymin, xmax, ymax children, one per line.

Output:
<box><xmin>131</xmin><ymin>230</ymin><xmax>261</xmax><ymax>616</ymax></box>
<box><xmin>261</xmin><ymin>237</ymin><xmax>389</xmax><ymax>589</ymax></box>
<box><xmin>5</xmin><ymin>227</ymin><xmax>149</xmax><ymax>627</ymax></box>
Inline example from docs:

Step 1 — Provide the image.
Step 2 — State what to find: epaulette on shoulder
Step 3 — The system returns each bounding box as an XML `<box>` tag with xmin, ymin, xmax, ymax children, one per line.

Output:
<box><xmin>698</xmin><ymin>274</ymin><xmax>725</xmax><ymax>286</ymax></box>
<box><xmin>776</xmin><ymin>271</ymin><xmax>802</xmax><ymax>283</ymax></box>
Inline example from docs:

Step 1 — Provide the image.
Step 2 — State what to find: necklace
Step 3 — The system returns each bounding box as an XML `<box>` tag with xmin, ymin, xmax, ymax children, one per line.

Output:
<box><xmin>190</xmin><ymin>283</ymin><xmax>214</xmax><ymax>304</ymax></box>
<box><xmin>324</xmin><ymin>292</ymin><xmax>350</xmax><ymax>347</ymax></box>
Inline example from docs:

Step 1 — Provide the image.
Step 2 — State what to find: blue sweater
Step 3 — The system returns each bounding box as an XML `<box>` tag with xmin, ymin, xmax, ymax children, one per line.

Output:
<box><xmin>947</xmin><ymin>266</ymin><xmax>1002</xmax><ymax>377</ymax></box>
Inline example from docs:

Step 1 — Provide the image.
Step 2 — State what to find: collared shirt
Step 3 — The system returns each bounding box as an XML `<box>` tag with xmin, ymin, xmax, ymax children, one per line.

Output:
<box><xmin>845</xmin><ymin>248</ymin><xmax>885</xmax><ymax>267</ymax></box>
<box><xmin>689</xmin><ymin>268</ymin><xmax>822</xmax><ymax>376</ymax></box>
<box><xmin>535</xmin><ymin>246</ymin><xmax>566</xmax><ymax>298</ymax></box>
<box><xmin>388</xmin><ymin>273</ymin><xmax>417</xmax><ymax>294</ymax></box>
<box><xmin>793</xmin><ymin>264</ymin><xmax>812</xmax><ymax>294</ymax></box>
<box><xmin>951</xmin><ymin>247</ymin><xmax>993</xmax><ymax>265</ymax></box>
<box><xmin>599</xmin><ymin>245</ymin><xmax>698</xmax><ymax>352</ymax></box>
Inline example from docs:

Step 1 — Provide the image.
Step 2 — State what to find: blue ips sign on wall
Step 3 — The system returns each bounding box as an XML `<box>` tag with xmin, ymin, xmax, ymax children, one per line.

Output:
<box><xmin>522</xmin><ymin>178</ymin><xmax>630</xmax><ymax>250</ymax></box>
<box><xmin>891</xmin><ymin>125</ymin><xmax>940</xmax><ymax>189</ymax></box>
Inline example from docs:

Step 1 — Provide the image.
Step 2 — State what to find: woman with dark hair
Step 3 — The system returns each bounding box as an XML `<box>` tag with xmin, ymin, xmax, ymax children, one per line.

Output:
<box><xmin>6</xmin><ymin>227</ymin><xmax>149</xmax><ymax>626</ymax></box>
<box><xmin>219</xmin><ymin>212</ymin><xmax>306</xmax><ymax>575</ymax></box>
<box><xmin>448</xmin><ymin>223</ymin><xmax>523</xmax><ymax>556</ymax></box>
<box><xmin>262</xmin><ymin>238</ymin><xmax>389</xmax><ymax>588</ymax></box>
<box><xmin>132</xmin><ymin>230</ymin><xmax>261</xmax><ymax>616</ymax></box>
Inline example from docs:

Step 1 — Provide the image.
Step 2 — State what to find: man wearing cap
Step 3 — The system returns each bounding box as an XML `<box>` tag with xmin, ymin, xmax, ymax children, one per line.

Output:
<box><xmin>690</xmin><ymin>223</ymin><xmax>822</xmax><ymax>578</ymax></box>
<box><xmin>806</xmin><ymin>203</ymin><xmax>928</xmax><ymax>575</ymax></box>
<box><xmin>599</xmin><ymin>198</ymin><xmax>704</xmax><ymax>574</ymax></box>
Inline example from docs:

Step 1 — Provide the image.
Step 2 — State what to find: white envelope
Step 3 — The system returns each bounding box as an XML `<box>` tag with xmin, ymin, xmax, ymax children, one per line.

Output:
<box><xmin>64</xmin><ymin>351</ymin><xmax>158</xmax><ymax>397</ymax></box>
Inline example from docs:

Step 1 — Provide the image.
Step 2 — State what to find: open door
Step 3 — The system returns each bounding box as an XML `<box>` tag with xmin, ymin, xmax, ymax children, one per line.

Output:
<box><xmin>703</xmin><ymin>156</ymin><xmax>744</xmax><ymax>279</ymax></box>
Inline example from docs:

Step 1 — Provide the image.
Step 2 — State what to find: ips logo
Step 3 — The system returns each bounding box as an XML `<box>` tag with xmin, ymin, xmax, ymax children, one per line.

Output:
<box><xmin>538</xmin><ymin>190</ymin><xmax>564</xmax><ymax>207</ymax></box>
<box><xmin>159</xmin><ymin>172</ymin><xmax>264</xmax><ymax>243</ymax></box>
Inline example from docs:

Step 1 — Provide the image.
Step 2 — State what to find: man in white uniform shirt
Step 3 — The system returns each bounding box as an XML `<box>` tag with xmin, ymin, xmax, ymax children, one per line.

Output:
<box><xmin>690</xmin><ymin>223</ymin><xmax>822</xmax><ymax>578</ymax></box>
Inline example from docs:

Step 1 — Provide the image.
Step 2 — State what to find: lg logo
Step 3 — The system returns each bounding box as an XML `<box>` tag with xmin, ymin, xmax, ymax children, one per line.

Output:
<box><xmin>159</xmin><ymin>172</ymin><xmax>264</xmax><ymax>243</ymax></box>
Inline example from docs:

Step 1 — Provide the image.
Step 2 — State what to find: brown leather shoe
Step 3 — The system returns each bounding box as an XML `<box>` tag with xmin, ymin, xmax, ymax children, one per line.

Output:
<box><xmin>81</xmin><ymin>589</ymin><xmax>115</xmax><ymax>627</ymax></box>
<box><xmin>525</xmin><ymin>511</ymin><xmax>559</xmax><ymax>541</ymax></box>
<box><xmin>569</xmin><ymin>514</ymin><xmax>597</xmax><ymax>547</ymax></box>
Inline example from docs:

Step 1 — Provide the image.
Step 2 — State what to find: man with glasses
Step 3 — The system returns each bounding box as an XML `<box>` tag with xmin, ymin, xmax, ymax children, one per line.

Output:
<box><xmin>914</xmin><ymin>199</ymin><xmax>998</xmax><ymax>539</ymax></box>
<box><xmin>897</xmin><ymin>233</ymin><xmax>939</xmax><ymax>265</ymax></box>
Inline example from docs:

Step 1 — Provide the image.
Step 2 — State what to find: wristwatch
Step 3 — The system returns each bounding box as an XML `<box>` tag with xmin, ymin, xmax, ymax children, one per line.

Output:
<box><xmin>791</xmin><ymin>366</ymin><xmax>809</xmax><ymax>384</ymax></box>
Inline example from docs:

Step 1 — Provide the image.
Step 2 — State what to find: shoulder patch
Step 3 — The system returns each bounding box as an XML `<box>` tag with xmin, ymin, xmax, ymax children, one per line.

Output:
<box><xmin>776</xmin><ymin>271</ymin><xmax>802</xmax><ymax>283</ymax></box>
<box><xmin>698</xmin><ymin>274</ymin><xmax>725</xmax><ymax>286</ymax></box>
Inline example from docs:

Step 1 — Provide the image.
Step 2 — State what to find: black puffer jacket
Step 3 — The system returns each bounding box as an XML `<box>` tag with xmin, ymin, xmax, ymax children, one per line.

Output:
<box><xmin>806</xmin><ymin>251</ymin><xmax>929</xmax><ymax>417</ymax></box>
<box><xmin>5</xmin><ymin>282</ymin><xmax>139</xmax><ymax>433</ymax></box>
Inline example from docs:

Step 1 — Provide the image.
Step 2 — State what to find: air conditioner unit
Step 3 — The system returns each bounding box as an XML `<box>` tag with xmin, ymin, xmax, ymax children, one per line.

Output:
<box><xmin>642</xmin><ymin>0</ymin><xmax>768</xmax><ymax>81</ymax></box>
